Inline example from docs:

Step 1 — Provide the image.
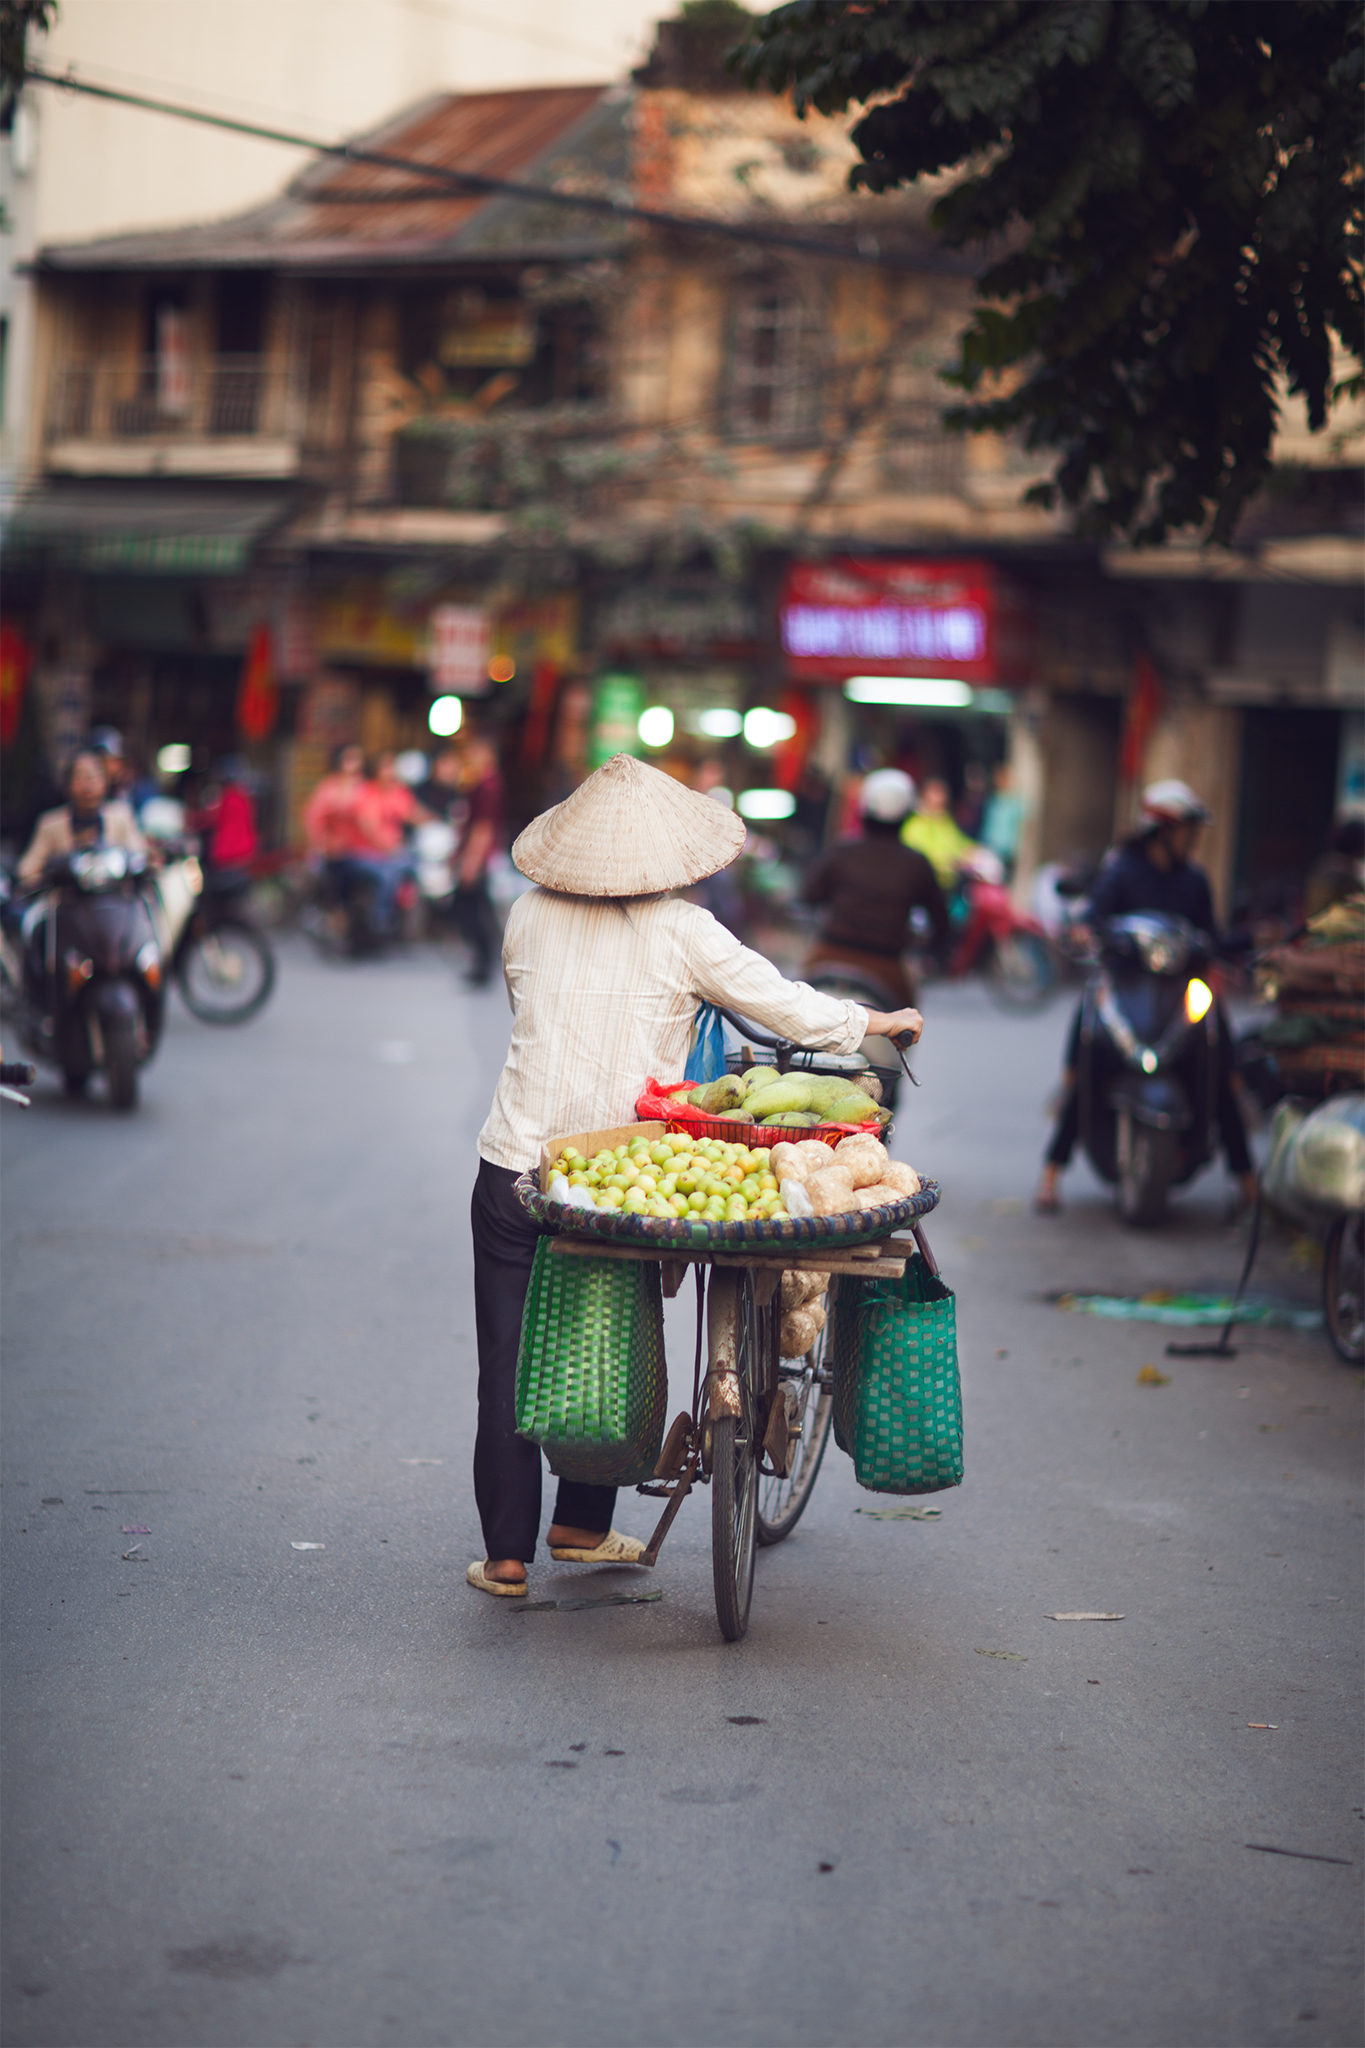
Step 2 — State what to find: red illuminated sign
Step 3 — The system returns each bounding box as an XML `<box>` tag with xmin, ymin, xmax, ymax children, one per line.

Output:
<box><xmin>780</xmin><ymin>558</ymin><xmax>1030</xmax><ymax>684</ymax></box>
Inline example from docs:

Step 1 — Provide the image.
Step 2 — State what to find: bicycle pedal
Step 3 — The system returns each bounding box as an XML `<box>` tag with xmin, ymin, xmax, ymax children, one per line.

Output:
<box><xmin>653</xmin><ymin>1411</ymin><xmax>693</xmax><ymax>1481</ymax></box>
<box><xmin>762</xmin><ymin>1384</ymin><xmax>802</xmax><ymax>1479</ymax></box>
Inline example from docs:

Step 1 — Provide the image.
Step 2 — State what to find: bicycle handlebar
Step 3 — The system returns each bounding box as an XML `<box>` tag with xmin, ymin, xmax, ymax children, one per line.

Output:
<box><xmin>713</xmin><ymin>1006</ymin><xmax>916</xmax><ymax>1062</ymax></box>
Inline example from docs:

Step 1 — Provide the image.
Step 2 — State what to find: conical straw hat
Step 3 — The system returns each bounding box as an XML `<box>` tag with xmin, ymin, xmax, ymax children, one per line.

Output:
<box><xmin>513</xmin><ymin>752</ymin><xmax>747</xmax><ymax>897</ymax></box>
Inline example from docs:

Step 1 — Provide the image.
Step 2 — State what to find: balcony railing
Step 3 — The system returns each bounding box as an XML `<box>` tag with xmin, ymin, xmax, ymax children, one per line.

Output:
<box><xmin>45</xmin><ymin>355</ymin><xmax>302</xmax><ymax>446</ymax></box>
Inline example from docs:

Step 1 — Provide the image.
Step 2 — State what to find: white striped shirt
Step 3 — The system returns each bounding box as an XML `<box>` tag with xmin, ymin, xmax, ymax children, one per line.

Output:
<box><xmin>478</xmin><ymin>889</ymin><xmax>870</xmax><ymax>1171</ymax></box>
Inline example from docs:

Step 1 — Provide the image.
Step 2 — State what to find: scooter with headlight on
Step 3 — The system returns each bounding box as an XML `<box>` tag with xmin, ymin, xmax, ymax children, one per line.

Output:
<box><xmin>1075</xmin><ymin>912</ymin><xmax>1222</xmax><ymax>1225</ymax></box>
<box><xmin>3</xmin><ymin>846</ymin><xmax>165</xmax><ymax>1109</ymax></box>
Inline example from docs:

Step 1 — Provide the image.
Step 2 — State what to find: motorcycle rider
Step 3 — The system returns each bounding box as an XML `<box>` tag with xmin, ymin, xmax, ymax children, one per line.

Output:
<box><xmin>1035</xmin><ymin>780</ymin><xmax>1255</xmax><ymax>1213</ymax></box>
<box><xmin>353</xmin><ymin>750</ymin><xmax>423</xmax><ymax>934</ymax></box>
<box><xmin>18</xmin><ymin>747</ymin><xmax>146</xmax><ymax>886</ymax></box>
<box><xmin>803</xmin><ymin>768</ymin><xmax>949</xmax><ymax>1009</ymax></box>
<box><xmin>900</xmin><ymin>776</ymin><xmax>978</xmax><ymax>893</ymax></box>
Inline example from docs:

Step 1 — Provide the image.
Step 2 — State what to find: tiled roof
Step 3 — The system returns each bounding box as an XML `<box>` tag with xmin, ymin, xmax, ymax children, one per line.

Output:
<box><xmin>39</xmin><ymin>86</ymin><xmax>628</xmax><ymax>272</ymax></box>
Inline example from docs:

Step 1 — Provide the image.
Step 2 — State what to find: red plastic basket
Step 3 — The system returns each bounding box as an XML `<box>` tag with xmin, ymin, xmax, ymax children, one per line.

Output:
<box><xmin>635</xmin><ymin>1078</ymin><xmax>885</xmax><ymax>1149</ymax></box>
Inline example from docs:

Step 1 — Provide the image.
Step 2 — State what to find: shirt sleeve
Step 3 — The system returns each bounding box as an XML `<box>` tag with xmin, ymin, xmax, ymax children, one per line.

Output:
<box><xmin>679</xmin><ymin>902</ymin><xmax>868</xmax><ymax>1053</ymax></box>
<box><xmin>17</xmin><ymin>813</ymin><xmax>55</xmax><ymax>884</ymax></box>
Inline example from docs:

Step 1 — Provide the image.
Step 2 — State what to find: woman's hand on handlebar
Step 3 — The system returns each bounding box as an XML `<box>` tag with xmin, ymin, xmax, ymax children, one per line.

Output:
<box><xmin>863</xmin><ymin>1006</ymin><xmax>923</xmax><ymax>1047</ymax></box>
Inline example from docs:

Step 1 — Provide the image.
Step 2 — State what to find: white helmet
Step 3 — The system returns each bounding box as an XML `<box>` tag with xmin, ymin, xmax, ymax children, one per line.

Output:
<box><xmin>1141</xmin><ymin>778</ymin><xmax>1209</xmax><ymax>825</ymax></box>
<box><xmin>861</xmin><ymin>768</ymin><xmax>917</xmax><ymax>823</ymax></box>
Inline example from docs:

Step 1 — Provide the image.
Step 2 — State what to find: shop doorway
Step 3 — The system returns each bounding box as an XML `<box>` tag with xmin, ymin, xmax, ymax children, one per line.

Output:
<box><xmin>1039</xmin><ymin>693</ymin><xmax>1122</xmax><ymax>869</ymax></box>
<box><xmin>1234</xmin><ymin>707</ymin><xmax>1341</xmax><ymax>918</ymax></box>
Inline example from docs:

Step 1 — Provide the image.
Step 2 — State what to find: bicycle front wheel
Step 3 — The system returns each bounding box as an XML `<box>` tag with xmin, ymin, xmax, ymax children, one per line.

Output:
<box><xmin>711</xmin><ymin>1273</ymin><xmax>763</xmax><ymax>1641</ymax></box>
<box><xmin>985</xmin><ymin>931</ymin><xmax>1057</xmax><ymax>1012</ymax></box>
<box><xmin>756</xmin><ymin>1312</ymin><xmax>834</xmax><ymax>1545</ymax></box>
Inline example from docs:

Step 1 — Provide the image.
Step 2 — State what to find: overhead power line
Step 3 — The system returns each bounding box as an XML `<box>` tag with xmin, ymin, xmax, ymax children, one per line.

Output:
<box><xmin>25</xmin><ymin>66</ymin><xmax>966</xmax><ymax>276</ymax></box>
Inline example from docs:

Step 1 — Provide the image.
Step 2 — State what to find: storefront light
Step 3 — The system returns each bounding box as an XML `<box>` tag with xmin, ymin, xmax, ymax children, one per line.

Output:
<box><xmin>694</xmin><ymin>708</ymin><xmax>743</xmax><ymax>739</ymax></box>
<box><xmin>637</xmin><ymin>706</ymin><xmax>674</xmax><ymax>748</ymax></box>
<box><xmin>738</xmin><ymin>788</ymin><xmax>796</xmax><ymax>820</ymax></box>
<box><xmin>843</xmin><ymin>676</ymin><xmax>975</xmax><ymax>708</ymax></box>
<box><xmin>488</xmin><ymin>656</ymin><xmax>516</xmax><ymax>684</ymax></box>
<box><xmin>428</xmin><ymin>695</ymin><xmax>463</xmax><ymax>736</ymax></box>
<box><xmin>743</xmin><ymin>708</ymin><xmax>797</xmax><ymax>749</ymax></box>
<box><xmin>156</xmin><ymin>743</ymin><xmax>192</xmax><ymax>774</ymax></box>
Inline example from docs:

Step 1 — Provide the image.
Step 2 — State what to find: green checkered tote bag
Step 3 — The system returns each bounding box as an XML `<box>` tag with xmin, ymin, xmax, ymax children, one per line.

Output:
<box><xmin>515</xmin><ymin>1239</ymin><xmax>667</xmax><ymax>1487</ymax></box>
<box><xmin>832</xmin><ymin>1254</ymin><xmax>963</xmax><ymax>1494</ymax></box>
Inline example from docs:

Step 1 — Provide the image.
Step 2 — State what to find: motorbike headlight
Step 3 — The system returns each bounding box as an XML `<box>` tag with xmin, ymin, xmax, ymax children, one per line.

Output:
<box><xmin>1184</xmin><ymin>977</ymin><xmax>1214</xmax><ymax>1023</ymax></box>
<box><xmin>137</xmin><ymin>941</ymin><xmax>163</xmax><ymax>989</ymax></box>
<box><xmin>70</xmin><ymin>850</ymin><xmax>105</xmax><ymax>888</ymax></box>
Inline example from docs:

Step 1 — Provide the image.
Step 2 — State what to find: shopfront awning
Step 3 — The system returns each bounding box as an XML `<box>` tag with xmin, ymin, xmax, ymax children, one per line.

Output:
<box><xmin>1</xmin><ymin>483</ymin><xmax>299</xmax><ymax>574</ymax></box>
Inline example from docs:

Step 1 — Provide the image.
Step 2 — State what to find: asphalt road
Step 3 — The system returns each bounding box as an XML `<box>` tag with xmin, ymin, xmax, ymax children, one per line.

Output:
<box><xmin>3</xmin><ymin>938</ymin><xmax>1360</xmax><ymax>2048</ymax></box>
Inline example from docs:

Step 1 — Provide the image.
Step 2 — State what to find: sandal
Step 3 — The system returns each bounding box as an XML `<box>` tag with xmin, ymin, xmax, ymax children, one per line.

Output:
<box><xmin>548</xmin><ymin>1528</ymin><xmax>646</xmax><ymax>1565</ymax></box>
<box><xmin>466</xmin><ymin>1559</ymin><xmax>527</xmax><ymax>1597</ymax></box>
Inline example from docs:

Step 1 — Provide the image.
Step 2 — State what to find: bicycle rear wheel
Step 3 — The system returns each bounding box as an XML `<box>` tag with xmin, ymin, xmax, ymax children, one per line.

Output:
<box><xmin>756</xmin><ymin>1311</ymin><xmax>834</xmax><ymax>1545</ymax></box>
<box><xmin>711</xmin><ymin>1273</ymin><xmax>764</xmax><ymax>1641</ymax></box>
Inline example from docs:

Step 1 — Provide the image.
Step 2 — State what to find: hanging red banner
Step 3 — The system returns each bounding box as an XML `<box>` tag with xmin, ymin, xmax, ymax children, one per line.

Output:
<box><xmin>0</xmin><ymin>624</ymin><xmax>33</xmax><ymax>747</ymax></box>
<box><xmin>1119</xmin><ymin>651</ymin><xmax>1163</xmax><ymax>782</ymax></box>
<box><xmin>236</xmin><ymin>624</ymin><xmax>279</xmax><ymax>742</ymax></box>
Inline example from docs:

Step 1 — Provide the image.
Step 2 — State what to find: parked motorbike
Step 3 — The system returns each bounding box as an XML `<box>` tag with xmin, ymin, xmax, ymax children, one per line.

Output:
<box><xmin>923</xmin><ymin>849</ymin><xmax>1058</xmax><ymax>1011</ymax></box>
<box><xmin>1074</xmin><ymin>911</ymin><xmax>1223</xmax><ymax>1225</ymax></box>
<box><xmin>0</xmin><ymin>847</ymin><xmax>164</xmax><ymax>1109</ymax></box>
<box><xmin>299</xmin><ymin>856</ymin><xmax>418</xmax><ymax>957</ymax></box>
<box><xmin>1261</xmin><ymin>1093</ymin><xmax>1365</xmax><ymax>1365</ymax></box>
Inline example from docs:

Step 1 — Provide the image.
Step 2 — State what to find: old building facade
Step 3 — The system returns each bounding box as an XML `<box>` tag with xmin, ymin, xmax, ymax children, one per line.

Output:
<box><xmin>4</xmin><ymin>48</ymin><xmax>1360</xmax><ymax>914</ymax></box>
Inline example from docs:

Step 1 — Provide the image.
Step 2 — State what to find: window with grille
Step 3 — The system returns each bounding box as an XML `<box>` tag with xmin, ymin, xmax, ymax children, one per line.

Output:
<box><xmin>728</xmin><ymin>280</ymin><xmax>818</xmax><ymax>440</ymax></box>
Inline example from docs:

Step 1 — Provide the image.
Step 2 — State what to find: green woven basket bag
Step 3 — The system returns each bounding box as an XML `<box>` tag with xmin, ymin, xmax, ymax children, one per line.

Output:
<box><xmin>831</xmin><ymin>1254</ymin><xmax>963</xmax><ymax>1494</ymax></box>
<box><xmin>514</xmin><ymin>1239</ymin><xmax>667</xmax><ymax>1487</ymax></box>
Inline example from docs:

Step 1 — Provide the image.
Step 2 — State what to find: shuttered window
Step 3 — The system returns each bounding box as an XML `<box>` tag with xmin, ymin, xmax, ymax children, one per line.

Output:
<box><xmin>728</xmin><ymin>281</ymin><xmax>818</xmax><ymax>440</ymax></box>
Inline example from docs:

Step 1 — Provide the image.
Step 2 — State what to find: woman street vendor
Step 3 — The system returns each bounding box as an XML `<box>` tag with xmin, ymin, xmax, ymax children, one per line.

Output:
<box><xmin>468</xmin><ymin>753</ymin><xmax>924</xmax><ymax>1596</ymax></box>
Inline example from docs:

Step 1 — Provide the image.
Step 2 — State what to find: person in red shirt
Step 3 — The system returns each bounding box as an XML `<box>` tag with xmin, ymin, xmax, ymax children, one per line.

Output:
<box><xmin>303</xmin><ymin>743</ymin><xmax>380</xmax><ymax>929</ymax></box>
<box><xmin>303</xmin><ymin>745</ymin><xmax>368</xmax><ymax>861</ymax></box>
<box><xmin>188</xmin><ymin>757</ymin><xmax>259</xmax><ymax>901</ymax></box>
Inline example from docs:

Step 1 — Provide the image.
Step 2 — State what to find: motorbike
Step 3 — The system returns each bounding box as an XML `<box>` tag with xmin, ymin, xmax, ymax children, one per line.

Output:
<box><xmin>140</xmin><ymin>803</ymin><xmax>277</xmax><ymax>1026</ymax></box>
<box><xmin>0</xmin><ymin>846</ymin><xmax>165</xmax><ymax>1109</ymax></box>
<box><xmin>1074</xmin><ymin>910</ymin><xmax>1223</xmax><ymax>1225</ymax></box>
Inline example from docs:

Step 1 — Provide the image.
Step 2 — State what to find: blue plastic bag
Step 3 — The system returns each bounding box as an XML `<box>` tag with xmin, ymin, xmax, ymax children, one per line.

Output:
<box><xmin>684</xmin><ymin>1002</ymin><xmax>727</xmax><ymax>1084</ymax></box>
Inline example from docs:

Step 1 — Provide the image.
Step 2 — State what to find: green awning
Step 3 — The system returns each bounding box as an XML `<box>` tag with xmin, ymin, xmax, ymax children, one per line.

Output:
<box><xmin>2</xmin><ymin>483</ymin><xmax>297</xmax><ymax>575</ymax></box>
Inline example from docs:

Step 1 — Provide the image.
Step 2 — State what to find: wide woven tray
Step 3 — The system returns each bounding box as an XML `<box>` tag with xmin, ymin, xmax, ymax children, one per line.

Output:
<box><xmin>514</xmin><ymin>1172</ymin><xmax>940</xmax><ymax>1253</ymax></box>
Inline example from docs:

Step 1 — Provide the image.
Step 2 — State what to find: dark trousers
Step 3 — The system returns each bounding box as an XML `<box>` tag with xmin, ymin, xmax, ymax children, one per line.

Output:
<box><xmin>450</xmin><ymin>876</ymin><xmax>501</xmax><ymax>984</ymax></box>
<box><xmin>470</xmin><ymin>1159</ymin><xmax>617</xmax><ymax>1562</ymax></box>
<box><xmin>1044</xmin><ymin>999</ymin><xmax>1252</xmax><ymax>1175</ymax></box>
